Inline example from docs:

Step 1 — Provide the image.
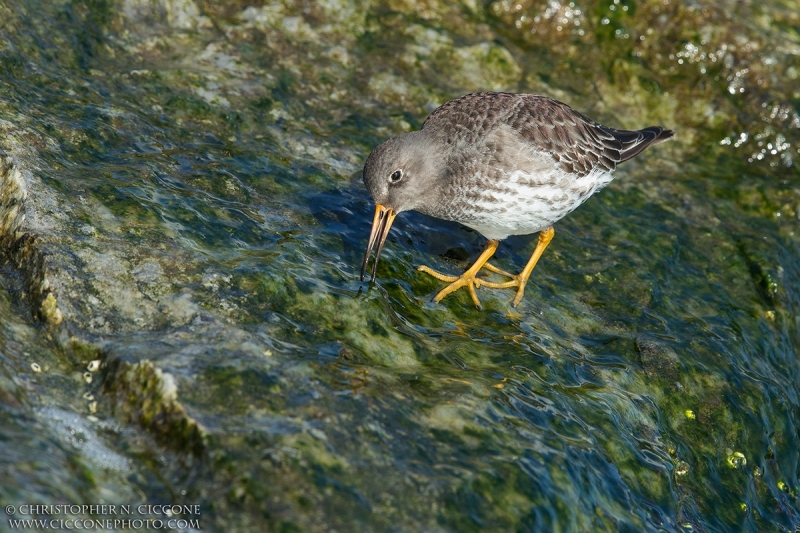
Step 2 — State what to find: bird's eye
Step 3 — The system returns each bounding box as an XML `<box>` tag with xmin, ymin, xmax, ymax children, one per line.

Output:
<box><xmin>389</xmin><ymin>169</ymin><xmax>403</xmax><ymax>183</ymax></box>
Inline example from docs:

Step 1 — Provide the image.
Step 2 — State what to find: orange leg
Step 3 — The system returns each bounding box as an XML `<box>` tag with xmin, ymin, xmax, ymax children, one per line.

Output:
<box><xmin>417</xmin><ymin>240</ymin><xmax>500</xmax><ymax>309</ymax></box>
<box><xmin>479</xmin><ymin>227</ymin><xmax>555</xmax><ymax>307</ymax></box>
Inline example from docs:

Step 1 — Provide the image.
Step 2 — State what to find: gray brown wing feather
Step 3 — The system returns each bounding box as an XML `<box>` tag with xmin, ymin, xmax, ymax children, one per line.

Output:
<box><xmin>423</xmin><ymin>92</ymin><xmax>674</xmax><ymax>178</ymax></box>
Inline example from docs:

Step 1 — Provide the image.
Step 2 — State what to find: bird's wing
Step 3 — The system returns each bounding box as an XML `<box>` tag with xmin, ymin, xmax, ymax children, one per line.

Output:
<box><xmin>424</xmin><ymin>92</ymin><xmax>672</xmax><ymax>178</ymax></box>
<box><xmin>511</xmin><ymin>95</ymin><xmax>675</xmax><ymax>176</ymax></box>
<box><xmin>506</xmin><ymin>96</ymin><xmax>624</xmax><ymax>177</ymax></box>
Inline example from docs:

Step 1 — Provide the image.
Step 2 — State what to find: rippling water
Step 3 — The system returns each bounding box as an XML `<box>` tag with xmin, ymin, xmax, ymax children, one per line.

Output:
<box><xmin>1</xmin><ymin>0</ymin><xmax>799</xmax><ymax>531</ymax></box>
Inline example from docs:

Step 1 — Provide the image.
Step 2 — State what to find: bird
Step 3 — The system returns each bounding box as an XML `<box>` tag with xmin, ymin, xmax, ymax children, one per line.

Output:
<box><xmin>359</xmin><ymin>92</ymin><xmax>674</xmax><ymax>309</ymax></box>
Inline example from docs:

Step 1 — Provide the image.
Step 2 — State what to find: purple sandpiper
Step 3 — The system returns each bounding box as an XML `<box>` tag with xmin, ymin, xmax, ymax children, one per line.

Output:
<box><xmin>360</xmin><ymin>92</ymin><xmax>674</xmax><ymax>309</ymax></box>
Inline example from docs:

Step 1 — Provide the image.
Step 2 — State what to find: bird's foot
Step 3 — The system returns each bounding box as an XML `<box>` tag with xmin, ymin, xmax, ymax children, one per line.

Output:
<box><xmin>416</xmin><ymin>239</ymin><xmax>505</xmax><ymax>310</ymax></box>
<box><xmin>481</xmin><ymin>262</ymin><xmax>515</xmax><ymax>278</ymax></box>
<box><xmin>414</xmin><ymin>229</ymin><xmax>553</xmax><ymax>310</ymax></box>
<box><xmin>478</xmin><ymin>275</ymin><xmax>529</xmax><ymax>307</ymax></box>
<box><xmin>417</xmin><ymin>265</ymin><xmax>486</xmax><ymax>309</ymax></box>
<box><xmin>480</xmin><ymin>227</ymin><xmax>555</xmax><ymax>307</ymax></box>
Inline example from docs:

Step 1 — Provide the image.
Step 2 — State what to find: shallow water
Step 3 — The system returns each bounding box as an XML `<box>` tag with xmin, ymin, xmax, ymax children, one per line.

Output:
<box><xmin>1</xmin><ymin>0</ymin><xmax>799</xmax><ymax>531</ymax></box>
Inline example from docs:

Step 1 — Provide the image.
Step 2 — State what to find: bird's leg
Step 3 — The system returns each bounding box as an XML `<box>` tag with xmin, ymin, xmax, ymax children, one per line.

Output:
<box><xmin>479</xmin><ymin>227</ymin><xmax>555</xmax><ymax>307</ymax></box>
<box><xmin>417</xmin><ymin>240</ymin><xmax>500</xmax><ymax>309</ymax></box>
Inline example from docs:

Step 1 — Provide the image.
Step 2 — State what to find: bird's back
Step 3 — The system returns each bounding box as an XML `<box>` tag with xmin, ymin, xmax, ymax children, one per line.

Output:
<box><xmin>422</xmin><ymin>92</ymin><xmax>673</xmax><ymax>177</ymax></box>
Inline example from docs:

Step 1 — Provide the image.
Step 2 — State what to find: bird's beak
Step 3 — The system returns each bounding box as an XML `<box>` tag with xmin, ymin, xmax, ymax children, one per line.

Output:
<box><xmin>360</xmin><ymin>204</ymin><xmax>397</xmax><ymax>282</ymax></box>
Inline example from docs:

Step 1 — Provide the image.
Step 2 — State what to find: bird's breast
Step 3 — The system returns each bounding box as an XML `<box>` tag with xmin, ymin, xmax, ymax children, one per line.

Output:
<box><xmin>426</xmin><ymin>166</ymin><xmax>615</xmax><ymax>240</ymax></box>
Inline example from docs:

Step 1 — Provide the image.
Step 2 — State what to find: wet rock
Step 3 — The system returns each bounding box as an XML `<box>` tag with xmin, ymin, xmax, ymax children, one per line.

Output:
<box><xmin>0</xmin><ymin>156</ymin><xmax>61</xmax><ymax>326</ymax></box>
<box><xmin>736</xmin><ymin>237</ymin><xmax>782</xmax><ymax>305</ymax></box>
<box><xmin>0</xmin><ymin>0</ymin><xmax>799</xmax><ymax>530</ymax></box>
<box><xmin>103</xmin><ymin>358</ymin><xmax>207</xmax><ymax>456</ymax></box>
<box><xmin>635</xmin><ymin>337</ymin><xmax>679</xmax><ymax>383</ymax></box>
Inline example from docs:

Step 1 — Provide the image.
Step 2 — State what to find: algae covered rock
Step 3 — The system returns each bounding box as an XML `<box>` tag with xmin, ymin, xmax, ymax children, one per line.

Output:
<box><xmin>1</xmin><ymin>0</ymin><xmax>799</xmax><ymax>530</ymax></box>
<box><xmin>103</xmin><ymin>358</ymin><xmax>207</xmax><ymax>456</ymax></box>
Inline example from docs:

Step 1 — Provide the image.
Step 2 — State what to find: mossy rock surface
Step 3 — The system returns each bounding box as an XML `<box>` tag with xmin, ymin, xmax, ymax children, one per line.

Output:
<box><xmin>0</xmin><ymin>0</ymin><xmax>799</xmax><ymax>530</ymax></box>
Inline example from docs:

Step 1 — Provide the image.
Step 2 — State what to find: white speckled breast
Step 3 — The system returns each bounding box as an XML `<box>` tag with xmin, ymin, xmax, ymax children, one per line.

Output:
<box><xmin>444</xmin><ymin>167</ymin><xmax>614</xmax><ymax>241</ymax></box>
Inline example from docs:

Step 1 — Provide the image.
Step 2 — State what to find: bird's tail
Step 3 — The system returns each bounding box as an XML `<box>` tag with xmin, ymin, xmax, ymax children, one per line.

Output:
<box><xmin>602</xmin><ymin>126</ymin><xmax>675</xmax><ymax>163</ymax></box>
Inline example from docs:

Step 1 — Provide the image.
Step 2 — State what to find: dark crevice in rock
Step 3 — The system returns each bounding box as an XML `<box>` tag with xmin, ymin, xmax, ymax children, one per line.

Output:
<box><xmin>102</xmin><ymin>357</ymin><xmax>208</xmax><ymax>457</ymax></box>
<box><xmin>736</xmin><ymin>237</ymin><xmax>781</xmax><ymax>306</ymax></box>
<box><xmin>0</xmin><ymin>155</ymin><xmax>62</xmax><ymax>327</ymax></box>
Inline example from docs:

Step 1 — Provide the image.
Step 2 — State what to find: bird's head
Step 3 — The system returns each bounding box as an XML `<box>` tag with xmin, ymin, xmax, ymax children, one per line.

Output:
<box><xmin>360</xmin><ymin>130</ymin><xmax>444</xmax><ymax>281</ymax></box>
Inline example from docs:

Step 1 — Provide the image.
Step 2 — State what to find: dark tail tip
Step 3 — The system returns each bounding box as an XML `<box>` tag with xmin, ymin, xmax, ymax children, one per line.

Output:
<box><xmin>614</xmin><ymin>126</ymin><xmax>675</xmax><ymax>162</ymax></box>
<box><xmin>644</xmin><ymin>126</ymin><xmax>675</xmax><ymax>144</ymax></box>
